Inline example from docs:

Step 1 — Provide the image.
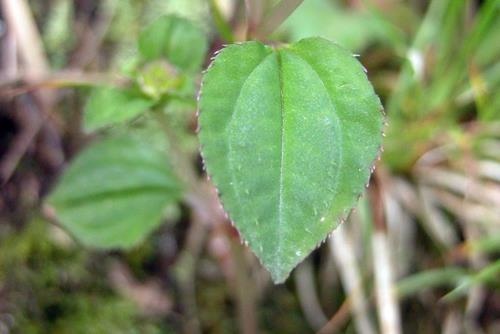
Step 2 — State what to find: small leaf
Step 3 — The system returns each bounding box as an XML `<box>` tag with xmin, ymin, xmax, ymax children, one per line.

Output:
<box><xmin>138</xmin><ymin>15</ymin><xmax>208</xmax><ymax>72</ymax></box>
<box><xmin>48</xmin><ymin>136</ymin><xmax>181</xmax><ymax>248</ymax></box>
<box><xmin>198</xmin><ymin>37</ymin><xmax>384</xmax><ymax>283</ymax></box>
<box><xmin>84</xmin><ymin>86</ymin><xmax>154</xmax><ymax>131</ymax></box>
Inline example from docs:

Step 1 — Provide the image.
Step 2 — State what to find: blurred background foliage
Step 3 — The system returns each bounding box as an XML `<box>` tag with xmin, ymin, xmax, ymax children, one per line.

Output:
<box><xmin>0</xmin><ymin>0</ymin><xmax>499</xmax><ymax>333</ymax></box>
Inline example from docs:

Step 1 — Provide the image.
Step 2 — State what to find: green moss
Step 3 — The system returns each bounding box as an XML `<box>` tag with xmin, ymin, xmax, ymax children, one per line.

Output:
<box><xmin>0</xmin><ymin>219</ymin><xmax>164</xmax><ymax>333</ymax></box>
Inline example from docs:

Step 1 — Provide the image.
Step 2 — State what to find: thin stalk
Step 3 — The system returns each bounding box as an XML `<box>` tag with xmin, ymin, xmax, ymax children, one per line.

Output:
<box><xmin>0</xmin><ymin>71</ymin><xmax>129</xmax><ymax>98</ymax></box>
<box><xmin>294</xmin><ymin>259</ymin><xmax>328</xmax><ymax>331</ymax></box>
<box><xmin>396</xmin><ymin>267</ymin><xmax>467</xmax><ymax>298</ymax></box>
<box><xmin>244</xmin><ymin>0</ymin><xmax>263</xmax><ymax>39</ymax></box>
<box><xmin>317</xmin><ymin>298</ymin><xmax>352</xmax><ymax>334</ymax></box>
<box><xmin>442</xmin><ymin>310</ymin><xmax>462</xmax><ymax>334</ymax></box>
<box><xmin>257</xmin><ymin>0</ymin><xmax>304</xmax><ymax>38</ymax></box>
<box><xmin>231</xmin><ymin>238</ymin><xmax>259</xmax><ymax>334</ymax></box>
<box><xmin>153</xmin><ymin>110</ymin><xmax>200</xmax><ymax>191</ymax></box>
<box><xmin>369</xmin><ymin>173</ymin><xmax>402</xmax><ymax>334</ymax></box>
<box><xmin>155</xmin><ymin>109</ymin><xmax>259</xmax><ymax>333</ymax></box>
<box><xmin>0</xmin><ymin>0</ymin><xmax>56</xmax><ymax>185</ymax></box>
<box><xmin>209</xmin><ymin>0</ymin><xmax>235</xmax><ymax>43</ymax></box>
<box><xmin>174</xmin><ymin>217</ymin><xmax>207</xmax><ymax>334</ymax></box>
<box><xmin>372</xmin><ymin>231</ymin><xmax>402</xmax><ymax>334</ymax></box>
<box><xmin>330</xmin><ymin>226</ymin><xmax>375</xmax><ymax>334</ymax></box>
<box><xmin>1</xmin><ymin>0</ymin><xmax>49</xmax><ymax>76</ymax></box>
<box><xmin>154</xmin><ymin>110</ymin><xmax>207</xmax><ymax>333</ymax></box>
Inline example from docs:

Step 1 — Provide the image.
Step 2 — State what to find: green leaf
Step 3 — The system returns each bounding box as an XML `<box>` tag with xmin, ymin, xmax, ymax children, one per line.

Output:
<box><xmin>48</xmin><ymin>136</ymin><xmax>181</xmax><ymax>249</ymax></box>
<box><xmin>138</xmin><ymin>15</ymin><xmax>208</xmax><ymax>72</ymax></box>
<box><xmin>84</xmin><ymin>86</ymin><xmax>154</xmax><ymax>131</ymax></box>
<box><xmin>198</xmin><ymin>37</ymin><xmax>383</xmax><ymax>283</ymax></box>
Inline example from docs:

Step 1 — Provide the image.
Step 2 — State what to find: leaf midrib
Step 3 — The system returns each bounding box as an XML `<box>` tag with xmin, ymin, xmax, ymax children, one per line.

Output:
<box><xmin>226</xmin><ymin>48</ymin><xmax>344</xmax><ymax>268</ymax></box>
<box><xmin>277</xmin><ymin>51</ymin><xmax>286</xmax><ymax>264</ymax></box>
<box><xmin>226</xmin><ymin>50</ymin><xmax>287</xmax><ymax>264</ymax></box>
<box><xmin>52</xmin><ymin>186</ymin><xmax>176</xmax><ymax>208</ymax></box>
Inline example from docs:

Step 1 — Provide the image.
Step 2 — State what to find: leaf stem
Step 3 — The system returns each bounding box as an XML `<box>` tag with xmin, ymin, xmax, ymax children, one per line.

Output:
<box><xmin>153</xmin><ymin>109</ymin><xmax>199</xmax><ymax>191</ymax></box>
<box><xmin>208</xmin><ymin>0</ymin><xmax>235</xmax><ymax>43</ymax></box>
<box><xmin>257</xmin><ymin>0</ymin><xmax>304</xmax><ymax>38</ymax></box>
<box><xmin>244</xmin><ymin>0</ymin><xmax>263</xmax><ymax>39</ymax></box>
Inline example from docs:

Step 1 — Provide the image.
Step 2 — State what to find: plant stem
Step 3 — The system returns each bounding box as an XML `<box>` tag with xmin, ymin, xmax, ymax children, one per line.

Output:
<box><xmin>174</xmin><ymin>217</ymin><xmax>207</xmax><ymax>334</ymax></box>
<box><xmin>396</xmin><ymin>267</ymin><xmax>467</xmax><ymax>298</ymax></box>
<box><xmin>330</xmin><ymin>226</ymin><xmax>376</xmax><ymax>334</ymax></box>
<box><xmin>231</xmin><ymin>238</ymin><xmax>259</xmax><ymax>334</ymax></box>
<box><xmin>1</xmin><ymin>0</ymin><xmax>49</xmax><ymax>77</ymax></box>
<box><xmin>208</xmin><ymin>0</ymin><xmax>235</xmax><ymax>43</ymax></box>
<box><xmin>0</xmin><ymin>0</ymin><xmax>57</xmax><ymax>185</ymax></box>
<box><xmin>257</xmin><ymin>0</ymin><xmax>304</xmax><ymax>38</ymax></box>
<box><xmin>0</xmin><ymin>71</ymin><xmax>129</xmax><ymax>98</ymax></box>
<box><xmin>155</xmin><ymin>109</ymin><xmax>259</xmax><ymax>333</ymax></box>
<box><xmin>317</xmin><ymin>298</ymin><xmax>352</xmax><ymax>334</ymax></box>
<box><xmin>244</xmin><ymin>0</ymin><xmax>263</xmax><ymax>39</ymax></box>
<box><xmin>369</xmin><ymin>172</ymin><xmax>402</xmax><ymax>334</ymax></box>
<box><xmin>153</xmin><ymin>110</ymin><xmax>200</xmax><ymax>191</ymax></box>
<box><xmin>294</xmin><ymin>259</ymin><xmax>328</xmax><ymax>331</ymax></box>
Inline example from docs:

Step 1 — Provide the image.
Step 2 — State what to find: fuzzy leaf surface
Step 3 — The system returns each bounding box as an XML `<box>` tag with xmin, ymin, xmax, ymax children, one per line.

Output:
<box><xmin>48</xmin><ymin>136</ymin><xmax>181</xmax><ymax>248</ymax></box>
<box><xmin>198</xmin><ymin>37</ymin><xmax>383</xmax><ymax>283</ymax></box>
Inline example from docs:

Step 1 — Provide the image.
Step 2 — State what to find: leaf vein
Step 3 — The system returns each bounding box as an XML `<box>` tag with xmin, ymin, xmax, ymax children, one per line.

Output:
<box><xmin>277</xmin><ymin>51</ymin><xmax>286</xmax><ymax>263</ymax></box>
<box><xmin>226</xmin><ymin>51</ymin><xmax>274</xmax><ymax>242</ymax></box>
<box><xmin>288</xmin><ymin>50</ymin><xmax>344</xmax><ymax>218</ymax></box>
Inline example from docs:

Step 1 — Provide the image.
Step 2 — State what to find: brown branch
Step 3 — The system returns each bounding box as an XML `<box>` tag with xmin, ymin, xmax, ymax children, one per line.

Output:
<box><xmin>68</xmin><ymin>1</ymin><xmax>116</xmax><ymax>68</ymax></box>
<box><xmin>0</xmin><ymin>71</ymin><xmax>130</xmax><ymax>99</ymax></box>
<box><xmin>317</xmin><ymin>298</ymin><xmax>352</xmax><ymax>334</ymax></box>
<box><xmin>0</xmin><ymin>0</ymin><xmax>55</xmax><ymax>185</ymax></box>
<box><xmin>368</xmin><ymin>171</ymin><xmax>386</xmax><ymax>232</ymax></box>
<box><xmin>244</xmin><ymin>0</ymin><xmax>263</xmax><ymax>38</ymax></box>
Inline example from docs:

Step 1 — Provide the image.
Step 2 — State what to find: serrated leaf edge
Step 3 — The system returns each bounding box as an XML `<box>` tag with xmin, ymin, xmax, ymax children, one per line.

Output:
<box><xmin>197</xmin><ymin>38</ymin><xmax>386</xmax><ymax>283</ymax></box>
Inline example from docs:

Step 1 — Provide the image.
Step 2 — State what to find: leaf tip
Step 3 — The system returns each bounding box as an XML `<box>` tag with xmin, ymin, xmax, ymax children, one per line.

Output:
<box><xmin>269</xmin><ymin>267</ymin><xmax>292</xmax><ymax>285</ymax></box>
